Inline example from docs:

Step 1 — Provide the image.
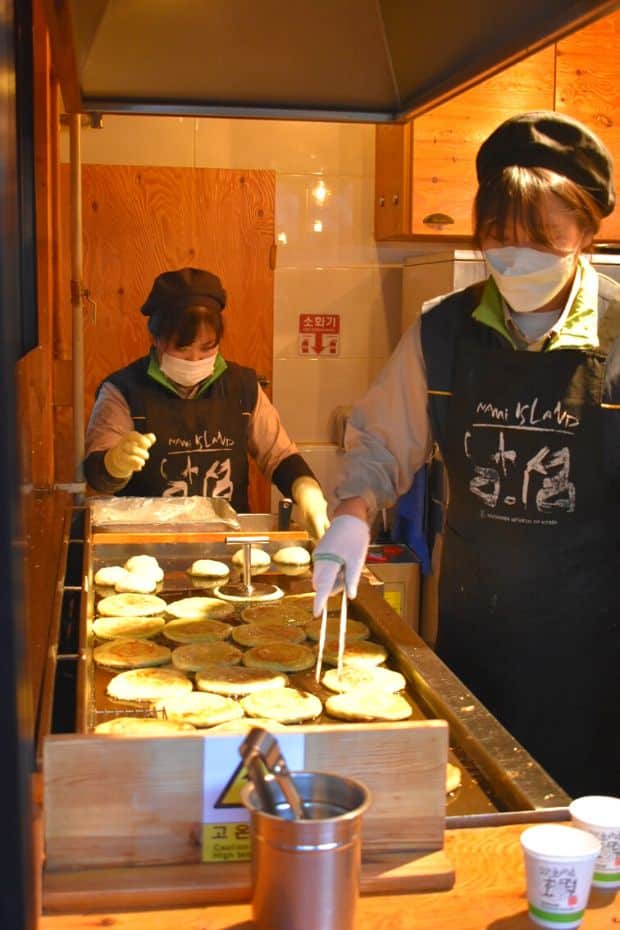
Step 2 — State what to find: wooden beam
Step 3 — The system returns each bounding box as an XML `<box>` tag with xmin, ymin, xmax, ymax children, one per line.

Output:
<box><xmin>37</xmin><ymin>0</ymin><xmax>81</xmax><ymax>113</ymax></box>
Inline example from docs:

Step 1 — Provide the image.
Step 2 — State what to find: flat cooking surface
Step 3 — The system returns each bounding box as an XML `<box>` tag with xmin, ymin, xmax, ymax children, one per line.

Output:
<box><xmin>84</xmin><ymin>537</ymin><xmax>497</xmax><ymax>818</ymax></box>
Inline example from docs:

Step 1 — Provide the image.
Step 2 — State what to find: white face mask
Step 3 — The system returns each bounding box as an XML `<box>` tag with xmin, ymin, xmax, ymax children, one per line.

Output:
<box><xmin>160</xmin><ymin>351</ymin><xmax>217</xmax><ymax>386</ymax></box>
<box><xmin>483</xmin><ymin>247</ymin><xmax>576</xmax><ymax>313</ymax></box>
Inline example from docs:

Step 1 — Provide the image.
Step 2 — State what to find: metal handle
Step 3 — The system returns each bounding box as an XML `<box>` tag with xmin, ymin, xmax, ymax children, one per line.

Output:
<box><xmin>239</xmin><ymin>727</ymin><xmax>306</xmax><ymax>819</ymax></box>
<box><xmin>225</xmin><ymin>535</ymin><xmax>269</xmax><ymax>594</ymax></box>
<box><xmin>225</xmin><ymin>535</ymin><xmax>269</xmax><ymax>545</ymax></box>
<box><xmin>422</xmin><ymin>212</ymin><xmax>455</xmax><ymax>225</ymax></box>
<box><xmin>278</xmin><ymin>498</ymin><xmax>292</xmax><ymax>530</ymax></box>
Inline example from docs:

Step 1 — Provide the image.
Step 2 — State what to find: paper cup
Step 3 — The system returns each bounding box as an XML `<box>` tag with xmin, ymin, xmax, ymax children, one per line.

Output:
<box><xmin>520</xmin><ymin>824</ymin><xmax>601</xmax><ymax>929</ymax></box>
<box><xmin>569</xmin><ymin>795</ymin><xmax>620</xmax><ymax>889</ymax></box>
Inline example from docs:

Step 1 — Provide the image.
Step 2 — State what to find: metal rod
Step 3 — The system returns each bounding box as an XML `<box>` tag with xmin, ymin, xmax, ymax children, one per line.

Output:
<box><xmin>315</xmin><ymin>605</ymin><xmax>328</xmax><ymax>683</ymax></box>
<box><xmin>337</xmin><ymin>589</ymin><xmax>347</xmax><ymax>678</ymax></box>
<box><xmin>242</xmin><ymin>541</ymin><xmax>253</xmax><ymax>594</ymax></box>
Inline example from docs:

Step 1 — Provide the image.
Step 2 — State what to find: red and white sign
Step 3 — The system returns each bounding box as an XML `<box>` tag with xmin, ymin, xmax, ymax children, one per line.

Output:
<box><xmin>298</xmin><ymin>313</ymin><xmax>340</xmax><ymax>356</ymax></box>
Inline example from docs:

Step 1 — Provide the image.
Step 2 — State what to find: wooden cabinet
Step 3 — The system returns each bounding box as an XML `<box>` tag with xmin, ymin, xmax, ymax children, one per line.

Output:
<box><xmin>374</xmin><ymin>122</ymin><xmax>413</xmax><ymax>240</ymax></box>
<box><xmin>411</xmin><ymin>47</ymin><xmax>556</xmax><ymax>238</ymax></box>
<box><xmin>375</xmin><ymin>10</ymin><xmax>620</xmax><ymax>242</ymax></box>
<box><xmin>375</xmin><ymin>47</ymin><xmax>555</xmax><ymax>240</ymax></box>
<box><xmin>555</xmin><ymin>10</ymin><xmax>620</xmax><ymax>242</ymax></box>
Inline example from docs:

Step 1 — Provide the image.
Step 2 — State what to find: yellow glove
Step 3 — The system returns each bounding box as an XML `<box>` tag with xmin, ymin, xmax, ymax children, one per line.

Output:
<box><xmin>291</xmin><ymin>476</ymin><xmax>330</xmax><ymax>541</ymax></box>
<box><xmin>103</xmin><ymin>431</ymin><xmax>156</xmax><ymax>479</ymax></box>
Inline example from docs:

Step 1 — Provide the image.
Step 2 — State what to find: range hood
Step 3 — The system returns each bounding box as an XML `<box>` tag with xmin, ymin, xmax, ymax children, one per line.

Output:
<box><xmin>44</xmin><ymin>0</ymin><xmax>619</xmax><ymax>121</ymax></box>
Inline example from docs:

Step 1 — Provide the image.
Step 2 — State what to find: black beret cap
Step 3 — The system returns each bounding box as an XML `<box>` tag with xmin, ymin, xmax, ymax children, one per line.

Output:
<box><xmin>476</xmin><ymin>110</ymin><xmax>615</xmax><ymax>217</ymax></box>
<box><xmin>140</xmin><ymin>267</ymin><xmax>227</xmax><ymax>317</ymax></box>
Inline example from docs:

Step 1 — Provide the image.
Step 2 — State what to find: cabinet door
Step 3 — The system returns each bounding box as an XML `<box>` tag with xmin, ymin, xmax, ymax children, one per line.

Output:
<box><xmin>411</xmin><ymin>47</ymin><xmax>555</xmax><ymax>236</ymax></box>
<box><xmin>375</xmin><ymin>46</ymin><xmax>555</xmax><ymax>240</ymax></box>
<box><xmin>411</xmin><ymin>46</ymin><xmax>556</xmax><ymax>237</ymax></box>
<box><xmin>555</xmin><ymin>10</ymin><xmax>620</xmax><ymax>243</ymax></box>
<box><xmin>374</xmin><ymin>122</ymin><xmax>413</xmax><ymax>240</ymax></box>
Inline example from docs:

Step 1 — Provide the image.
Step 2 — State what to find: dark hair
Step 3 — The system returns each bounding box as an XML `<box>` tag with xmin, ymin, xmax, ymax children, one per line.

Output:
<box><xmin>147</xmin><ymin>304</ymin><xmax>224</xmax><ymax>348</ymax></box>
<box><xmin>473</xmin><ymin>166</ymin><xmax>603</xmax><ymax>251</ymax></box>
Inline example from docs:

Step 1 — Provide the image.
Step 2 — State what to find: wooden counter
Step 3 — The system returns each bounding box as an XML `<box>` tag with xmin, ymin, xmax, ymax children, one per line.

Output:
<box><xmin>40</xmin><ymin>823</ymin><xmax>619</xmax><ymax>930</ymax></box>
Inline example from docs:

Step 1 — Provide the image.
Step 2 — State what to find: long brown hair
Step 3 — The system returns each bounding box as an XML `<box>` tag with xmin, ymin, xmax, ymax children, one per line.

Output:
<box><xmin>473</xmin><ymin>166</ymin><xmax>603</xmax><ymax>251</ymax></box>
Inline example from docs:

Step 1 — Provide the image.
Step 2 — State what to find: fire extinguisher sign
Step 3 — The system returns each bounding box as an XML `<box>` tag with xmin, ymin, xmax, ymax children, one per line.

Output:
<box><xmin>298</xmin><ymin>313</ymin><xmax>340</xmax><ymax>356</ymax></box>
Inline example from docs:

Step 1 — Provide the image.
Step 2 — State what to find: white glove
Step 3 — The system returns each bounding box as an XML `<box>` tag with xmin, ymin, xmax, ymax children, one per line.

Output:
<box><xmin>291</xmin><ymin>476</ymin><xmax>330</xmax><ymax>541</ymax></box>
<box><xmin>103</xmin><ymin>431</ymin><xmax>156</xmax><ymax>479</ymax></box>
<box><xmin>312</xmin><ymin>514</ymin><xmax>370</xmax><ymax>616</ymax></box>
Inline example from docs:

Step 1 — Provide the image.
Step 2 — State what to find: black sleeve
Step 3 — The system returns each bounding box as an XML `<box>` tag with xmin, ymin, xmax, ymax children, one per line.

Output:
<box><xmin>271</xmin><ymin>453</ymin><xmax>318</xmax><ymax>500</ymax></box>
<box><xmin>83</xmin><ymin>450</ymin><xmax>131</xmax><ymax>495</ymax></box>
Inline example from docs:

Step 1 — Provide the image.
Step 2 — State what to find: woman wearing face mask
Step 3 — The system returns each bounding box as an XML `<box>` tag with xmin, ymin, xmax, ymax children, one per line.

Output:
<box><xmin>83</xmin><ymin>267</ymin><xmax>329</xmax><ymax>539</ymax></box>
<box><xmin>312</xmin><ymin>112</ymin><xmax>620</xmax><ymax>795</ymax></box>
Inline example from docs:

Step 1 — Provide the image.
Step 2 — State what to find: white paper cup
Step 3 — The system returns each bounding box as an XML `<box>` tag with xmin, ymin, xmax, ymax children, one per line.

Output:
<box><xmin>520</xmin><ymin>824</ymin><xmax>601</xmax><ymax>929</ymax></box>
<box><xmin>569</xmin><ymin>795</ymin><xmax>620</xmax><ymax>889</ymax></box>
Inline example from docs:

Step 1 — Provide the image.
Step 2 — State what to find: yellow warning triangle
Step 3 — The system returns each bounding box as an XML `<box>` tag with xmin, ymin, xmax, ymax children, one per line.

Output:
<box><xmin>214</xmin><ymin>759</ymin><xmax>252</xmax><ymax>809</ymax></box>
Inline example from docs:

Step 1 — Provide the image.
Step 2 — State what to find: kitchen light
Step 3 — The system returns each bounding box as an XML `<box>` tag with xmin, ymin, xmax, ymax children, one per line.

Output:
<box><xmin>312</xmin><ymin>179</ymin><xmax>329</xmax><ymax>205</ymax></box>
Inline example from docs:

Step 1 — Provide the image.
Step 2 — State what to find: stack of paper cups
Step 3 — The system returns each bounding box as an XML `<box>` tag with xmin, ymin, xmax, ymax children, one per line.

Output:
<box><xmin>569</xmin><ymin>795</ymin><xmax>620</xmax><ymax>890</ymax></box>
<box><xmin>520</xmin><ymin>823</ymin><xmax>601</xmax><ymax>929</ymax></box>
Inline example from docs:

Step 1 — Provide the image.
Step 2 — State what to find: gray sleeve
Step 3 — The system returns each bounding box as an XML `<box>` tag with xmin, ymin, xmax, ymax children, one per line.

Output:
<box><xmin>334</xmin><ymin>321</ymin><xmax>432</xmax><ymax>514</ymax></box>
<box><xmin>84</xmin><ymin>382</ymin><xmax>135</xmax><ymax>456</ymax></box>
<box><xmin>83</xmin><ymin>382</ymin><xmax>135</xmax><ymax>493</ymax></box>
<box><xmin>247</xmin><ymin>385</ymin><xmax>300</xmax><ymax>480</ymax></box>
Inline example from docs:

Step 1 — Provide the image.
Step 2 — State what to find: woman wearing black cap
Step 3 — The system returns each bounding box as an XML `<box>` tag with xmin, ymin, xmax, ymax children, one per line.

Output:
<box><xmin>312</xmin><ymin>112</ymin><xmax>620</xmax><ymax>795</ymax></box>
<box><xmin>84</xmin><ymin>267</ymin><xmax>329</xmax><ymax>539</ymax></box>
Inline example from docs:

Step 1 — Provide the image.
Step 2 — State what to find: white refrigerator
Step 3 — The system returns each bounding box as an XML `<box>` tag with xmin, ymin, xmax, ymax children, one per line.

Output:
<box><xmin>402</xmin><ymin>250</ymin><xmax>486</xmax><ymax>331</ymax></box>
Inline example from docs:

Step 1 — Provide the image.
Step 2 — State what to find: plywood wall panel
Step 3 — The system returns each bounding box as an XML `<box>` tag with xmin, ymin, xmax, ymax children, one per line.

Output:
<box><xmin>52</xmin><ymin>406</ymin><xmax>74</xmax><ymax>485</ymax></box>
<box><xmin>192</xmin><ymin>169</ymin><xmax>275</xmax><ymax>386</ymax></box>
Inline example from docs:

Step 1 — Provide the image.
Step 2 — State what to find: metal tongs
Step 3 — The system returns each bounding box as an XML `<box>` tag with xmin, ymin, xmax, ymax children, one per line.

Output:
<box><xmin>239</xmin><ymin>726</ymin><xmax>306</xmax><ymax>820</ymax></box>
<box><xmin>315</xmin><ymin>584</ymin><xmax>348</xmax><ymax>684</ymax></box>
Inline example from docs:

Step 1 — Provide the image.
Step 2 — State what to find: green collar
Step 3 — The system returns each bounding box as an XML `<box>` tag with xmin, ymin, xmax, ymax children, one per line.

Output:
<box><xmin>471</xmin><ymin>257</ymin><xmax>600</xmax><ymax>350</ymax></box>
<box><xmin>147</xmin><ymin>349</ymin><xmax>227</xmax><ymax>396</ymax></box>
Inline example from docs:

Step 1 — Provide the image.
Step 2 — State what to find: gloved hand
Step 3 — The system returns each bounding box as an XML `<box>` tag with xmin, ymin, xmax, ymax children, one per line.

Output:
<box><xmin>312</xmin><ymin>514</ymin><xmax>370</xmax><ymax>616</ymax></box>
<box><xmin>291</xmin><ymin>476</ymin><xmax>330</xmax><ymax>541</ymax></box>
<box><xmin>103</xmin><ymin>431</ymin><xmax>156</xmax><ymax>479</ymax></box>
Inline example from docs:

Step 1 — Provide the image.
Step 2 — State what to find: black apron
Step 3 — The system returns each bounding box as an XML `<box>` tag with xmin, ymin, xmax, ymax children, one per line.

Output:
<box><xmin>106</xmin><ymin>358</ymin><xmax>256</xmax><ymax>512</ymax></box>
<box><xmin>433</xmin><ymin>320</ymin><xmax>620</xmax><ymax>797</ymax></box>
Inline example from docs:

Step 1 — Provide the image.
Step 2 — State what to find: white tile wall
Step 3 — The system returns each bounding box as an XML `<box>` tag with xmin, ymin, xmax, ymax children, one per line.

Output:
<box><xmin>62</xmin><ymin>115</ymin><xmax>196</xmax><ymax>167</ymax></box>
<box><xmin>273</xmin><ymin>266</ymin><xmax>402</xmax><ymax>360</ymax></box>
<box><xmin>273</xmin><ymin>354</ymin><xmax>386</xmax><ymax>443</ymax></box>
<box><xmin>193</xmin><ymin>119</ymin><xmax>375</xmax><ymax>176</ymax></box>
<box><xmin>274</xmin><ymin>174</ymin><xmax>379</xmax><ymax>267</ymax></box>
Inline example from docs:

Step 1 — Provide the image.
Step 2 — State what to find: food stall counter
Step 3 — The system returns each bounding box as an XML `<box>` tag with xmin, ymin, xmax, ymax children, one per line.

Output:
<box><xmin>39</xmin><ymin>821</ymin><xmax>619</xmax><ymax>929</ymax></box>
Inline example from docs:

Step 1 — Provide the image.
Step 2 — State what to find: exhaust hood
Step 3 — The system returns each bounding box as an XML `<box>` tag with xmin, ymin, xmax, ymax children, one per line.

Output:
<box><xmin>45</xmin><ymin>0</ymin><xmax>618</xmax><ymax>121</ymax></box>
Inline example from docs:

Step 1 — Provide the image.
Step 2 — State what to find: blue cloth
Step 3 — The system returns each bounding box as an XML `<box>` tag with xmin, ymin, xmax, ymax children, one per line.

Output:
<box><xmin>392</xmin><ymin>467</ymin><xmax>431</xmax><ymax>574</ymax></box>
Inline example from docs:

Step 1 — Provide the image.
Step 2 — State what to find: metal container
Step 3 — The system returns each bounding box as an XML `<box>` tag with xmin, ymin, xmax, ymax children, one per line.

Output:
<box><xmin>242</xmin><ymin>771</ymin><xmax>371</xmax><ymax>930</ymax></box>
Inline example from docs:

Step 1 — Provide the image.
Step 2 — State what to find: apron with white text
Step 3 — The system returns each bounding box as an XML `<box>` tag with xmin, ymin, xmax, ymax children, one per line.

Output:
<box><xmin>108</xmin><ymin>360</ymin><xmax>254</xmax><ymax>511</ymax></box>
<box><xmin>434</xmin><ymin>328</ymin><xmax>620</xmax><ymax>796</ymax></box>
